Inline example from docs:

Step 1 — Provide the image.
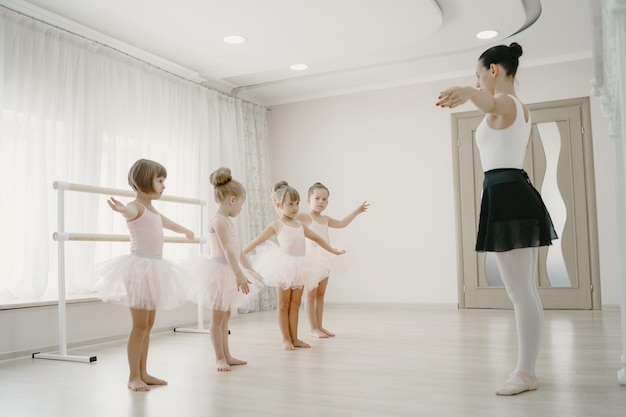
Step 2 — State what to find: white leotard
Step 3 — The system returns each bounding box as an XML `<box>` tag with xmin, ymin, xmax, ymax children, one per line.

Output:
<box><xmin>475</xmin><ymin>95</ymin><xmax>531</xmax><ymax>171</ymax></box>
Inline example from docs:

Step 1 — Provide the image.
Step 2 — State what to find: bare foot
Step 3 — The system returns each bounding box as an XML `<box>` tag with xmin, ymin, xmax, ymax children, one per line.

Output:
<box><xmin>293</xmin><ymin>339</ymin><xmax>311</xmax><ymax>348</ymax></box>
<box><xmin>321</xmin><ymin>328</ymin><xmax>335</xmax><ymax>337</ymax></box>
<box><xmin>227</xmin><ymin>357</ymin><xmax>247</xmax><ymax>366</ymax></box>
<box><xmin>141</xmin><ymin>374</ymin><xmax>167</xmax><ymax>386</ymax></box>
<box><xmin>310</xmin><ymin>328</ymin><xmax>329</xmax><ymax>338</ymax></box>
<box><xmin>283</xmin><ymin>339</ymin><xmax>295</xmax><ymax>351</ymax></box>
<box><xmin>216</xmin><ymin>359</ymin><xmax>231</xmax><ymax>372</ymax></box>
<box><xmin>128</xmin><ymin>377</ymin><xmax>150</xmax><ymax>392</ymax></box>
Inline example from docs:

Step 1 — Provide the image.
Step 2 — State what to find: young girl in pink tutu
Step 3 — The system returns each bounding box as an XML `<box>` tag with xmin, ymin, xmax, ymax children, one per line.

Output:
<box><xmin>243</xmin><ymin>181</ymin><xmax>345</xmax><ymax>351</ymax></box>
<box><xmin>183</xmin><ymin>167</ymin><xmax>262</xmax><ymax>371</ymax></box>
<box><xmin>295</xmin><ymin>182</ymin><xmax>368</xmax><ymax>338</ymax></box>
<box><xmin>94</xmin><ymin>159</ymin><xmax>195</xmax><ymax>391</ymax></box>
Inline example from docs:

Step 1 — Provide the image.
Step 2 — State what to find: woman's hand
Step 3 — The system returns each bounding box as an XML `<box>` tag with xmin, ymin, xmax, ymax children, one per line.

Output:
<box><xmin>436</xmin><ymin>87</ymin><xmax>475</xmax><ymax>108</ymax></box>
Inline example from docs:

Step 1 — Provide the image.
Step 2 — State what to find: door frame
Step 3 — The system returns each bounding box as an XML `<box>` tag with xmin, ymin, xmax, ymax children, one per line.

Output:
<box><xmin>451</xmin><ymin>97</ymin><xmax>602</xmax><ymax>309</ymax></box>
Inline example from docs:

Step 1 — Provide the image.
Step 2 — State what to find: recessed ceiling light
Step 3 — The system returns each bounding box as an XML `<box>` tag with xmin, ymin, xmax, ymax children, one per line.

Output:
<box><xmin>223</xmin><ymin>35</ymin><xmax>246</xmax><ymax>44</ymax></box>
<box><xmin>476</xmin><ymin>30</ymin><xmax>498</xmax><ymax>40</ymax></box>
<box><xmin>289</xmin><ymin>64</ymin><xmax>309</xmax><ymax>71</ymax></box>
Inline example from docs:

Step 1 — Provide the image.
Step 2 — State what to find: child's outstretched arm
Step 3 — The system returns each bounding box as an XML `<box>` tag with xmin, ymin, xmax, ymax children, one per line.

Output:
<box><xmin>213</xmin><ymin>216</ymin><xmax>251</xmax><ymax>294</ymax></box>
<box><xmin>242</xmin><ymin>222</ymin><xmax>278</xmax><ymax>255</ymax></box>
<box><xmin>327</xmin><ymin>201</ymin><xmax>369</xmax><ymax>229</ymax></box>
<box><xmin>303</xmin><ymin>225</ymin><xmax>345</xmax><ymax>255</ymax></box>
<box><xmin>161</xmin><ymin>214</ymin><xmax>195</xmax><ymax>241</ymax></box>
<box><xmin>107</xmin><ymin>197</ymin><xmax>140</xmax><ymax>221</ymax></box>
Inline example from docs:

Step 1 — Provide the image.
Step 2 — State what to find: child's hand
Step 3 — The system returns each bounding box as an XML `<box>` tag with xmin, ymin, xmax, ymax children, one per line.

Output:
<box><xmin>334</xmin><ymin>248</ymin><xmax>346</xmax><ymax>255</ymax></box>
<box><xmin>356</xmin><ymin>201</ymin><xmax>369</xmax><ymax>214</ymax></box>
<box><xmin>236</xmin><ymin>274</ymin><xmax>251</xmax><ymax>294</ymax></box>
<box><xmin>184</xmin><ymin>229</ymin><xmax>195</xmax><ymax>241</ymax></box>
<box><xmin>107</xmin><ymin>197</ymin><xmax>126</xmax><ymax>213</ymax></box>
<box><xmin>244</xmin><ymin>268</ymin><xmax>264</xmax><ymax>285</ymax></box>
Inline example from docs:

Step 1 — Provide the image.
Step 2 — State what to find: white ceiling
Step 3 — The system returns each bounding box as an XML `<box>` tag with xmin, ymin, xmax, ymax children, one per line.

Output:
<box><xmin>2</xmin><ymin>0</ymin><xmax>594</xmax><ymax>106</ymax></box>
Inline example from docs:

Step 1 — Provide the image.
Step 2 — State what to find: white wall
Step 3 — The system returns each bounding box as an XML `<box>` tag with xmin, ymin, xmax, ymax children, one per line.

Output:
<box><xmin>268</xmin><ymin>58</ymin><xmax>619</xmax><ymax>308</ymax></box>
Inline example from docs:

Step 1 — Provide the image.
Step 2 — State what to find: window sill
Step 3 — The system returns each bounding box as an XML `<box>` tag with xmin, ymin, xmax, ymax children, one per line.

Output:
<box><xmin>0</xmin><ymin>295</ymin><xmax>101</xmax><ymax>311</ymax></box>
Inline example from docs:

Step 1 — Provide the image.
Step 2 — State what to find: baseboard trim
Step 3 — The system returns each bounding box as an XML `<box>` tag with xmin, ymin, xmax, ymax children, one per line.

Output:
<box><xmin>3</xmin><ymin>303</ymin><xmax>618</xmax><ymax>361</ymax></box>
<box><xmin>0</xmin><ymin>322</ymin><xmax>198</xmax><ymax>362</ymax></box>
<box><xmin>325</xmin><ymin>302</ymin><xmax>459</xmax><ymax>309</ymax></box>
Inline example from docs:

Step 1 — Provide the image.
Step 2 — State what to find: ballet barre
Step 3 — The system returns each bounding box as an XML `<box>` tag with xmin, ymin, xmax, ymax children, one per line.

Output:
<box><xmin>33</xmin><ymin>181</ymin><xmax>206</xmax><ymax>364</ymax></box>
<box><xmin>52</xmin><ymin>180</ymin><xmax>202</xmax><ymax>204</ymax></box>
<box><xmin>53</xmin><ymin>232</ymin><xmax>202</xmax><ymax>244</ymax></box>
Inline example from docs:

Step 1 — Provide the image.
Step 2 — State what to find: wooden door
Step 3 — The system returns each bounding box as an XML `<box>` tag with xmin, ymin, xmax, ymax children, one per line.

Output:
<box><xmin>452</xmin><ymin>97</ymin><xmax>601</xmax><ymax>309</ymax></box>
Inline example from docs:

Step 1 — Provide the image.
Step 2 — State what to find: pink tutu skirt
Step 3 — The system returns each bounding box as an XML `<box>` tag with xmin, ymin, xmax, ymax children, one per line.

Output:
<box><xmin>306</xmin><ymin>239</ymin><xmax>355</xmax><ymax>289</ymax></box>
<box><xmin>94</xmin><ymin>252</ymin><xmax>189</xmax><ymax>310</ymax></box>
<box><xmin>251</xmin><ymin>242</ymin><xmax>326</xmax><ymax>290</ymax></box>
<box><xmin>182</xmin><ymin>255</ymin><xmax>264</xmax><ymax>312</ymax></box>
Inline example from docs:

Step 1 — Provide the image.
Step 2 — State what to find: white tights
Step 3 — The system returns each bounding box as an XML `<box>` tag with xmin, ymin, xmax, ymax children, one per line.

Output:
<box><xmin>494</xmin><ymin>247</ymin><xmax>543</xmax><ymax>376</ymax></box>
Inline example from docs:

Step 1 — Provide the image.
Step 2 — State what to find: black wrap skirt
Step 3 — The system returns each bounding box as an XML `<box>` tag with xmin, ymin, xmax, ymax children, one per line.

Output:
<box><xmin>475</xmin><ymin>168</ymin><xmax>558</xmax><ymax>252</ymax></box>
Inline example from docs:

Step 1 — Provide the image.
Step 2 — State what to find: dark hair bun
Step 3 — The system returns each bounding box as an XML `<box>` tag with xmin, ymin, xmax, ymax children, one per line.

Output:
<box><xmin>509</xmin><ymin>42</ymin><xmax>523</xmax><ymax>59</ymax></box>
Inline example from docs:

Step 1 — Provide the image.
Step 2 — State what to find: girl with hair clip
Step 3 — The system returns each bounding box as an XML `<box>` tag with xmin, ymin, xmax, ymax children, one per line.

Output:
<box><xmin>94</xmin><ymin>158</ymin><xmax>195</xmax><ymax>391</ymax></box>
<box><xmin>437</xmin><ymin>43</ymin><xmax>557</xmax><ymax>396</ymax></box>
<box><xmin>295</xmin><ymin>182</ymin><xmax>368</xmax><ymax>338</ymax></box>
<box><xmin>243</xmin><ymin>181</ymin><xmax>345</xmax><ymax>351</ymax></box>
<box><xmin>183</xmin><ymin>167</ymin><xmax>263</xmax><ymax>371</ymax></box>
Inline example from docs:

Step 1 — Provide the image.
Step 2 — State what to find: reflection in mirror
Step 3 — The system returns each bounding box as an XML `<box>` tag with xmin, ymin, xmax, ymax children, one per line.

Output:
<box><xmin>485</xmin><ymin>253</ymin><xmax>503</xmax><ymax>286</ymax></box>
<box><xmin>484</xmin><ymin>121</ymin><xmax>570</xmax><ymax>288</ymax></box>
<box><xmin>536</xmin><ymin>122</ymin><xmax>570</xmax><ymax>287</ymax></box>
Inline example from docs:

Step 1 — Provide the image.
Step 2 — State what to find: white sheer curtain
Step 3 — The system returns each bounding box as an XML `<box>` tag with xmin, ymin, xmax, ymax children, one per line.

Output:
<box><xmin>591</xmin><ymin>0</ymin><xmax>626</xmax><ymax>385</ymax></box>
<box><xmin>0</xmin><ymin>6</ymin><xmax>275</xmax><ymax>310</ymax></box>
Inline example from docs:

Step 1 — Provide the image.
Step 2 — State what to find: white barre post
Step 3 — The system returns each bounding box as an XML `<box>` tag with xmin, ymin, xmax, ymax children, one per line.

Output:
<box><xmin>173</xmin><ymin>302</ymin><xmax>210</xmax><ymax>334</ymax></box>
<box><xmin>33</xmin><ymin>187</ymin><xmax>96</xmax><ymax>363</ymax></box>
<box><xmin>174</xmin><ymin>210</ymin><xmax>210</xmax><ymax>335</ymax></box>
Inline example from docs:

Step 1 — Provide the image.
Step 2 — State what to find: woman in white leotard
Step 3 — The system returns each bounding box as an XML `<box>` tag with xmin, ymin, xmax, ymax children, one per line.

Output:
<box><xmin>436</xmin><ymin>43</ymin><xmax>557</xmax><ymax>396</ymax></box>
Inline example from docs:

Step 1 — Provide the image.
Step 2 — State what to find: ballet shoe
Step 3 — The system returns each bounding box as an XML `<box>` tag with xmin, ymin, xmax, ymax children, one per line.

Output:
<box><xmin>495</xmin><ymin>372</ymin><xmax>538</xmax><ymax>396</ymax></box>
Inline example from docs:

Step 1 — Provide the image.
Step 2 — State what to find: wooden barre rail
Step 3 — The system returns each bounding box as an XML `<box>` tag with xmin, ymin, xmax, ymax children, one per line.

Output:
<box><xmin>53</xmin><ymin>232</ymin><xmax>203</xmax><ymax>244</ymax></box>
<box><xmin>34</xmin><ymin>180</ymin><xmax>207</xmax><ymax>364</ymax></box>
<box><xmin>53</xmin><ymin>181</ymin><xmax>205</xmax><ymax>205</ymax></box>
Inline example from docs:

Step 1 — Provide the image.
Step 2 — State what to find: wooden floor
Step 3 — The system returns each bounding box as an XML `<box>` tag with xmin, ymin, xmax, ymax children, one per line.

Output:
<box><xmin>1</xmin><ymin>306</ymin><xmax>625</xmax><ymax>417</ymax></box>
